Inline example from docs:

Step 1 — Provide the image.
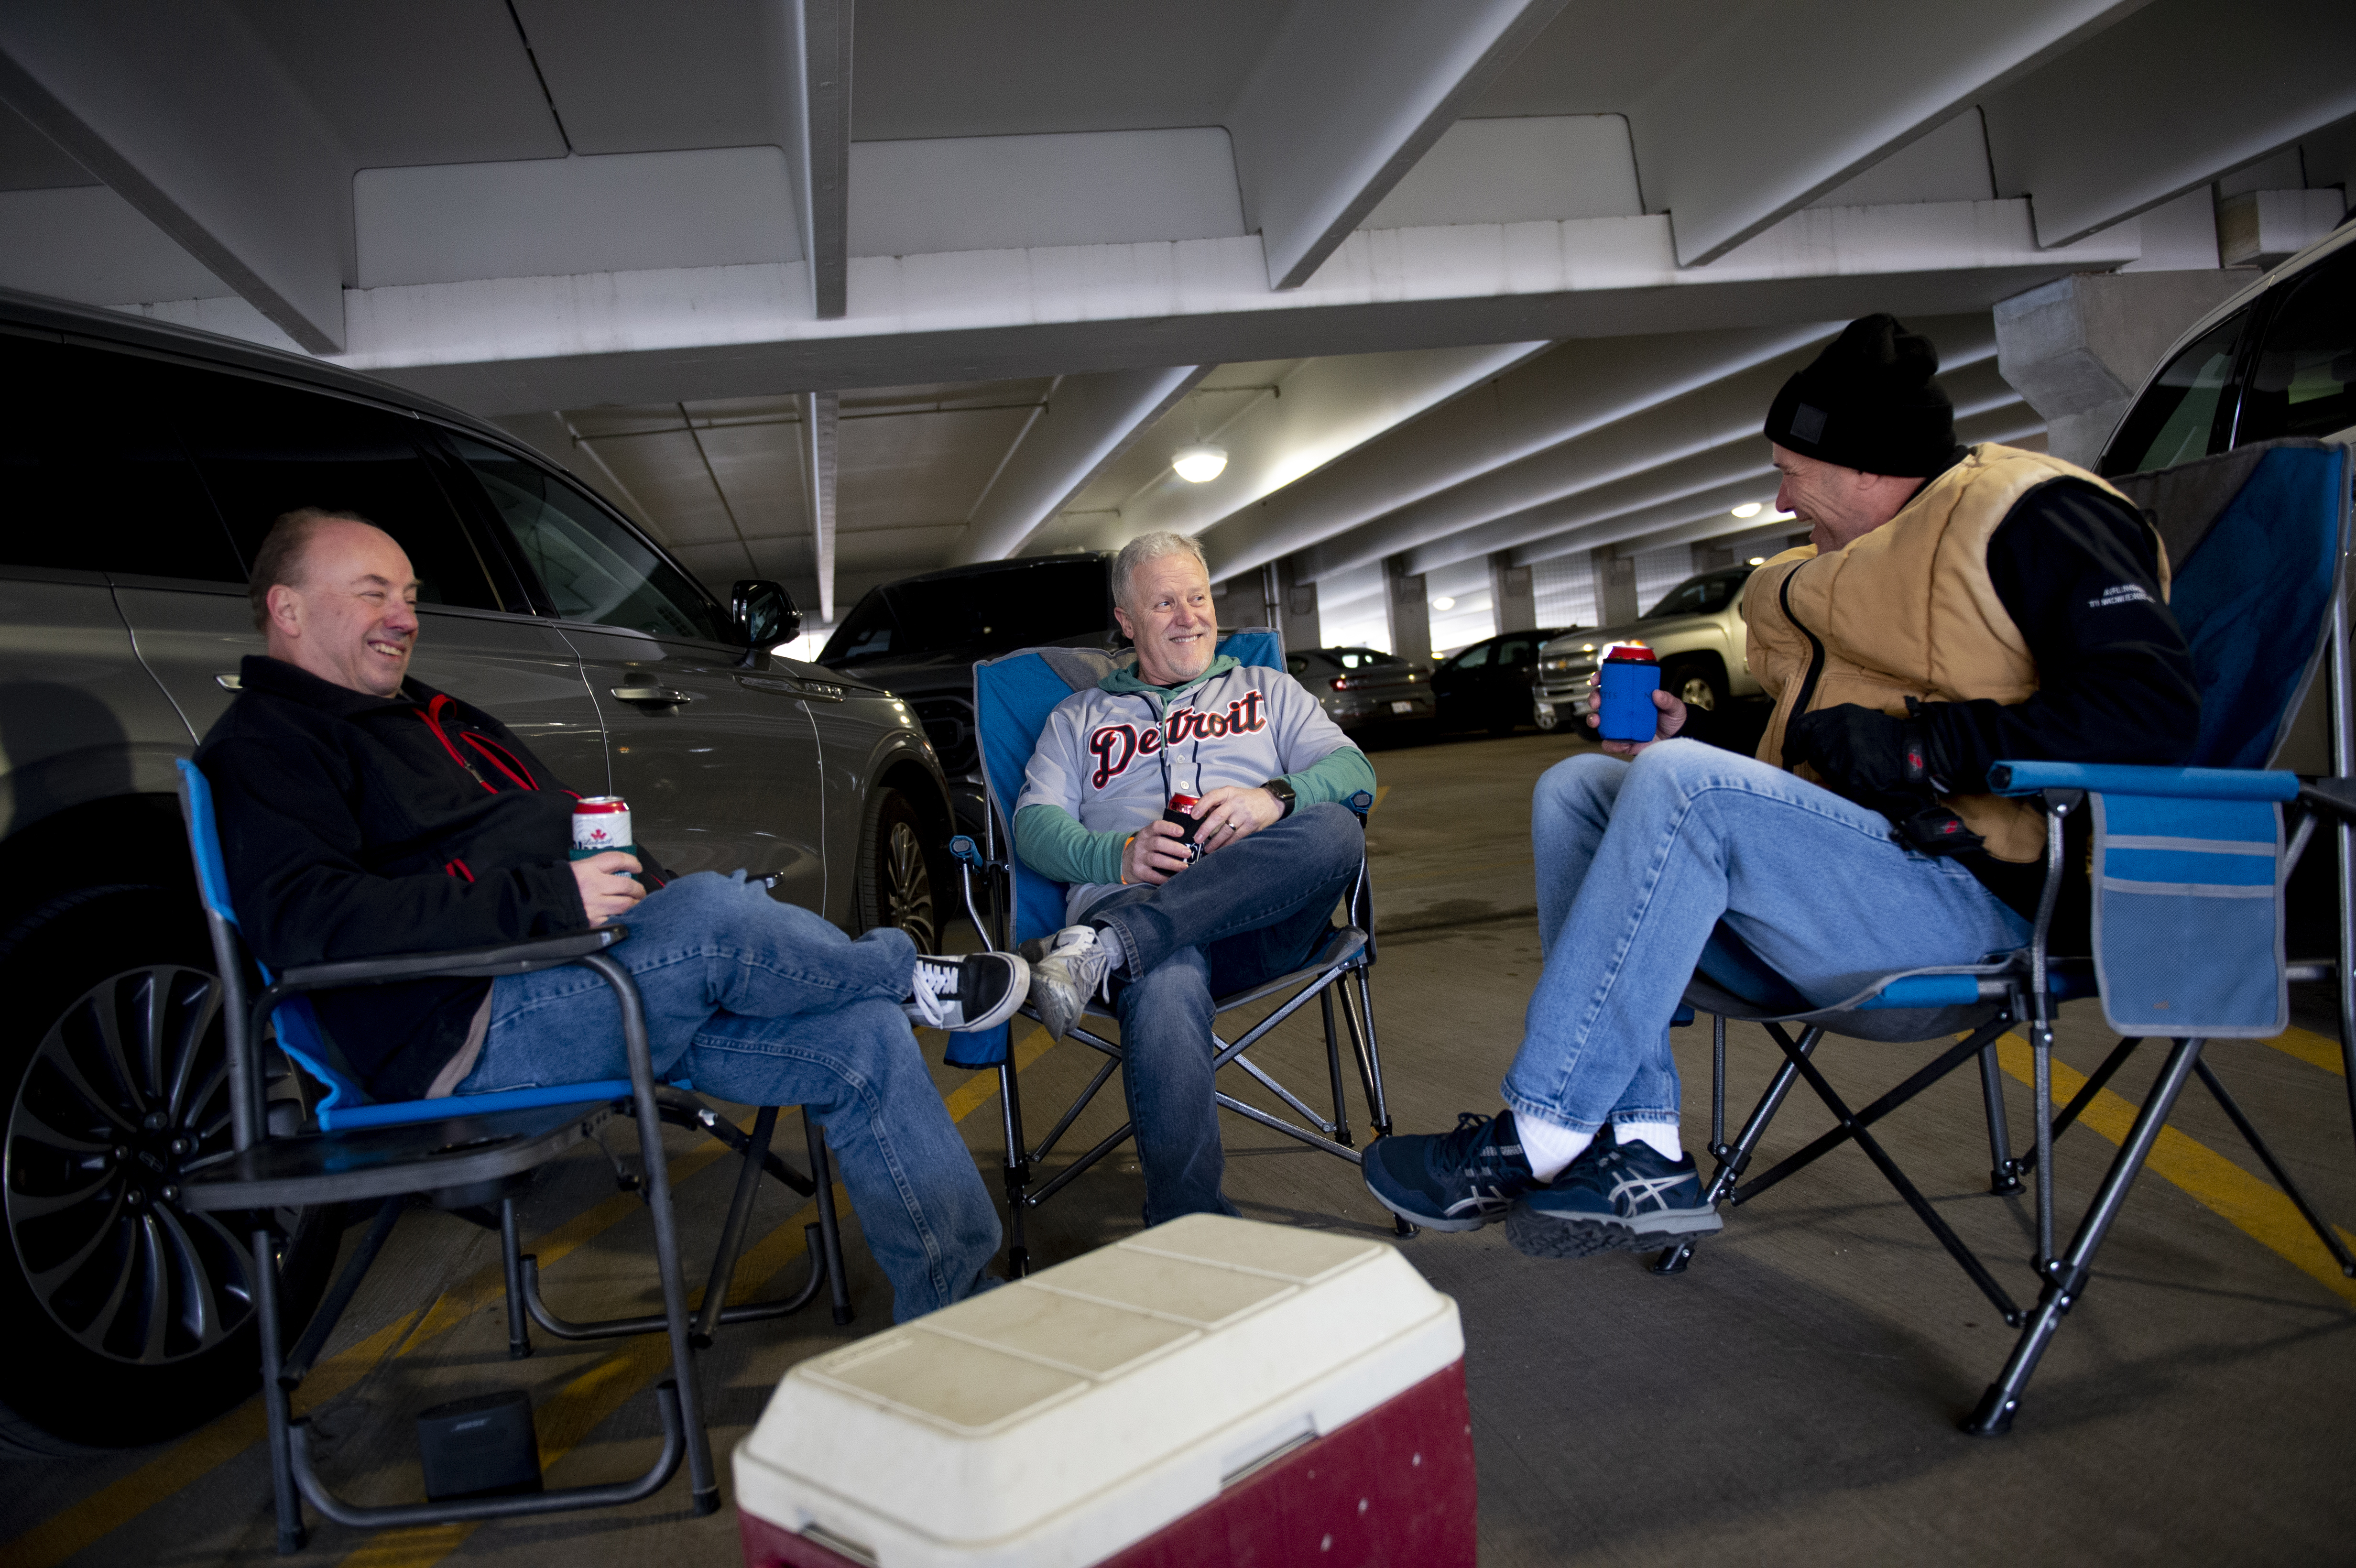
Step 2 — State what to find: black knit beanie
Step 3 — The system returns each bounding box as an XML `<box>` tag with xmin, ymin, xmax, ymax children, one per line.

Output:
<box><xmin>1762</xmin><ymin>314</ymin><xmax>1955</xmax><ymax>478</ymax></box>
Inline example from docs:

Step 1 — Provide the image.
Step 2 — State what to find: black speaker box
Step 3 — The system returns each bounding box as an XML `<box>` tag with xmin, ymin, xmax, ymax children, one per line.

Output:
<box><xmin>417</xmin><ymin>1390</ymin><xmax>543</xmax><ymax>1501</ymax></box>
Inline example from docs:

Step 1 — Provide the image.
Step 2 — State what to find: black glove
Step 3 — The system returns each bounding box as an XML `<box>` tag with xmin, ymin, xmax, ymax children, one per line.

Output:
<box><xmin>1784</xmin><ymin>704</ymin><xmax>1984</xmax><ymax>856</ymax></box>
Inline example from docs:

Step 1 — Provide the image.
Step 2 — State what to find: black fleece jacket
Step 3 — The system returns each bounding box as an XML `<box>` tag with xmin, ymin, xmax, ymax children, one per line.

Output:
<box><xmin>196</xmin><ymin>655</ymin><xmax>665</xmax><ymax>1101</ymax></box>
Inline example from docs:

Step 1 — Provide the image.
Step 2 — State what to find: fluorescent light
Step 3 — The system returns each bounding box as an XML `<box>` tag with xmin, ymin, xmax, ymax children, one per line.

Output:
<box><xmin>1431</xmin><ymin>595</ymin><xmax>1456</xmax><ymax>611</ymax></box>
<box><xmin>1172</xmin><ymin>443</ymin><xmax>1228</xmax><ymax>483</ymax></box>
<box><xmin>1730</xmin><ymin>501</ymin><xmax>1764</xmax><ymax>519</ymax></box>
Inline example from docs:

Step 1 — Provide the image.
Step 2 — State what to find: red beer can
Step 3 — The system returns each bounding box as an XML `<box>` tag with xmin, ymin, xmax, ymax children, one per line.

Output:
<box><xmin>1163</xmin><ymin>792</ymin><xmax>1204</xmax><ymax>862</ymax></box>
<box><xmin>571</xmin><ymin>795</ymin><xmax>632</xmax><ymax>860</ymax></box>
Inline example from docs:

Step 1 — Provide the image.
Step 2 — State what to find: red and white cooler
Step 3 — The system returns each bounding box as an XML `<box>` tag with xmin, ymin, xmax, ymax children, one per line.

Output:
<box><xmin>734</xmin><ymin>1214</ymin><xmax>1472</xmax><ymax>1568</ymax></box>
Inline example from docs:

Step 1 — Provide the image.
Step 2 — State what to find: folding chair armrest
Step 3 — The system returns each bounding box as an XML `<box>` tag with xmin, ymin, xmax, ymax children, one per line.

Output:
<box><xmin>277</xmin><ymin>926</ymin><xmax>627</xmax><ymax>989</ymax></box>
<box><xmin>1986</xmin><ymin>760</ymin><xmax>2300</xmax><ymax>801</ymax></box>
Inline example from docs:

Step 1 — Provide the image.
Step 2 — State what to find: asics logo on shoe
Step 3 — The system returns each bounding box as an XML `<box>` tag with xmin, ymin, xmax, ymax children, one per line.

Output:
<box><xmin>1610</xmin><ymin>1172</ymin><xmax>1696</xmax><ymax>1214</ymax></box>
<box><xmin>1445</xmin><ymin>1183</ymin><xmax>1516</xmax><ymax>1220</ymax></box>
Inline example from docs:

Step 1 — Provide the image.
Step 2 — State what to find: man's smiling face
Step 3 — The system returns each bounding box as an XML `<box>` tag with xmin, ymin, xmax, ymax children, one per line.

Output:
<box><xmin>1114</xmin><ymin>550</ymin><xmax>1217</xmax><ymax>688</ymax></box>
<box><xmin>266</xmin><ymin>521</ymin><xmax>422</xmax><ymax>697</ymax></box>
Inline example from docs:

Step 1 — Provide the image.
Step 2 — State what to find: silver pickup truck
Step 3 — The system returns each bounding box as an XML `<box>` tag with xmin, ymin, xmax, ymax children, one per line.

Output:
<box><xmin>1531</xmin><ymin>564</ymin><xmax>1766</xmax><ymax>731</ymax></box>
<box><xmin>0</xmin><ymin>287</ymin><xmax>951</xmax><ymax>1452</ymax></box>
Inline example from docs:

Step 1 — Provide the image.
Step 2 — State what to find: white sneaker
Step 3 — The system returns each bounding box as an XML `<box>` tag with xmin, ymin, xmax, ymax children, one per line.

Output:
<box><xmin>903</xmin><ymin>951</ymin><xmax>1029</xmax><ymax>1032</ymax></box>
<box><xmin>1029</xmin><ymin>925</ymin><xmax>1113</xmax><ymax>1040</ymax></box>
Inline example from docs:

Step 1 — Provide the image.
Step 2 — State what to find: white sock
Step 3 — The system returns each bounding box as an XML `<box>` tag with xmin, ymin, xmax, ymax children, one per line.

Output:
<box><xmin>1088</xmin><ymin>920</ymin><xmax>1128</xmax><ymax>978</ymax></box>
<box><xmin>1513</xmin><ymin>1112</ymin><xmax>1594</xmax><ymax>1183</ymax></box>
<box><xmin>1615</xmin><ymin>1120</ymin><xmax>1684</xmax><ymax>1163</ymax></box>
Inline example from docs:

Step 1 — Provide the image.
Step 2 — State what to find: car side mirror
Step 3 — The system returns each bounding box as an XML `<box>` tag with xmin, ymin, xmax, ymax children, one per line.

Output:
<box><xmin>732</xmin><ymin>579</ymin><xmax>800</xmax><ymax>655</ymax></box>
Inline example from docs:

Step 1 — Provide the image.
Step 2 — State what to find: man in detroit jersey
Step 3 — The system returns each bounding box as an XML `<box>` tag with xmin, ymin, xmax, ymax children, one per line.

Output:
<box><xmin>1015</xmin><ymin>531</ymin><xmax>1375</xmax><ymax>1223</ymax></box>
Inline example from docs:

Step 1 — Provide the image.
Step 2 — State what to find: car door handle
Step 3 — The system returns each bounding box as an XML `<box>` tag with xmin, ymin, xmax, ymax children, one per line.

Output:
<box><xmin>611</xmin><ymin>684</ymin><xmax>691</xmax><ymax>706</ymax></box>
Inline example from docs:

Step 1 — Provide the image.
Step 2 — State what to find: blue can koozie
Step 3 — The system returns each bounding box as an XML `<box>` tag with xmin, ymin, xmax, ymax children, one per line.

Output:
<box><xmin>1596</xmin><ymin>644</ymin><xmax>1661</xmax><ymax>742</ymax></box>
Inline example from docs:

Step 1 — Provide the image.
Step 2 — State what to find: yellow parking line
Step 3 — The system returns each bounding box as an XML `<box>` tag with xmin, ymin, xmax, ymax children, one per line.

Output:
<box><xmin>2269</xmin><ymin>1024</ymin><xmax>2347</xmax><ymax>1078</ymax></box>
<box><xmin>1995</xmin><ymin>1034</ymin><xmax>2356</xmax><ymax>1307</ymax></box>
<box><xmin>1369</xmin><ymin>785</ymin><xmax>1391</xmax><ymax>816</ymax></box>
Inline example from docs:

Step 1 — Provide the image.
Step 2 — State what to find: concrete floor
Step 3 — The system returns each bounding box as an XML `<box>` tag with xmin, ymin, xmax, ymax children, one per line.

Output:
<box><xmin>8</xmin><ymin>730</ymin><xmax>2355</xmax><ymax>1566</ymax></box>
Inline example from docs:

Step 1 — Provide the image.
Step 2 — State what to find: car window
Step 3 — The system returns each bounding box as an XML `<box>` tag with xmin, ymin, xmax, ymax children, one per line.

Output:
<box><xmin>1645</xmin><ymin>571</ymin><xmax>1741</xmax><ymax>619</ymax></box>
<box><xmin>1332</xmin><ymin>648</ymin><xmax>1400</xmax><ymax>670</ymax></box>
<box><xmin>160</xmin><ymin>366</ymin><xmax>501</xmax><ymax>608</ymax></box>
<box><xmin>1286</xmin><ymin>654</ymin><xmax>1309</xmax><ymax>676</ymax></box>
<box><xmin>0</xmin><ymin>334</ymin><xmax>247</xmax><ymax>581</ymax></box>
<box><xmin>819</xmin><ymin>559</ymin><xmax>1110</xmax><ymax>664</ymax></box>
<box><xmin>2239</xmin><ymin>258</ymin><xmax>2356</xmax><ymax>445</ymax></box>
<box><xmin>446</xmin><ymin>436</ymin><xmax>731</xmax><ymax>642</ymax></box>
<box><xmin>2101</xmin><ymin>310</ymin><xmax>2250</xmax><ymax>477</ymax></box>
<box><xmin>1497</xmin><ymin>638</ymin><xmax>1535</xmax><ymax>665</ymax></box>
<box><xmin>1451</xmin><ymin>643</ymin><xmax>1491</xmax><ymax>669</ymax></box>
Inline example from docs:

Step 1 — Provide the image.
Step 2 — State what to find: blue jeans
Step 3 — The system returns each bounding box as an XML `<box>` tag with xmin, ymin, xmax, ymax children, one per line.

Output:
<box><xmin>1080</xmin><ymin>803</ymin><xmax>1366</xmax><ymax>1225</ymax></box>
<box><xmin>458</xmin><ymin>871</ymin><xmax>1001</xmax><ymax>1321</ymax></box>
<box><xmin>1507</xmin><ymin>741</ymin><xmax>2033</xmax><ymax>1134</ymax></box>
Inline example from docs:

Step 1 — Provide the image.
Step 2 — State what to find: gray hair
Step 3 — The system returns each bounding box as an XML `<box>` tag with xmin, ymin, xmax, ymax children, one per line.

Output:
<box><xmin>1110</xmin><ymin>531</ymin><xmax>1208</xmax><ymax>609</ymax></box>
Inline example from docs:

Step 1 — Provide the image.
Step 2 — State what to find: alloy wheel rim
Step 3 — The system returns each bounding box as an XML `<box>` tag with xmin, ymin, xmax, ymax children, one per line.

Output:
<box><xmin>884</xmin><ymin>819</ymin><xmax>939</xmax><ymax>953</ymax></box>
<box><xmin>4</xmin><ymin>965</ymin><xmax>257</xmax><ymax>1365</ymax></box>
<box><xmin>1680</xmin><ymin>676</ymin><xmax>1718</xmax><ymax>711</ymax></box>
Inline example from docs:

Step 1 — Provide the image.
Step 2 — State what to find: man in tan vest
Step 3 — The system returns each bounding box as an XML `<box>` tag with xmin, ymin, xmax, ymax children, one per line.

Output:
<box><xmin>1364</xmin><ymin>315</ymin><xmax>2198</xmax><ymax>1255</ymax></box>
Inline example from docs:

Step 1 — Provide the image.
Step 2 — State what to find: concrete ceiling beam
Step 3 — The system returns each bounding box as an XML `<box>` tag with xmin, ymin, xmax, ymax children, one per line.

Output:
<box><xmin>329</xmin><ymin>201</ymin><xmax>2134</xmax><ymax>415</ymax></box>
<box><xmin>1197</xmin><ymin>322</ymin><xmax>1840</xmax><ymax>584</ymax></box>
<box><xmin>1629</xmin><ymin>0</ymin><xmax>2146</xmax><ymax>267</ymax></box>
<box><xmin>0</xmin><ymin>0</ymin><xmax>351</xmax><ymax>352</ymax></box>
<box><xmin>950</xmin><ymin>365</ymin><xmax>1207</xmax><ymax>566</ymax></box>
<box><xmin>782</xmin><ymin>0</ymin><xmax>853</xmax><ymax>319</ymax></box>
<box><xmin>1487</xmin><ymin>391</ymin><xmax>2038</xmax><ymax>576</ymax></box>
<box><xmin>798</xmin><ymin>389</ymin><xmax>840</xmax><ymax>620</ymax></box>
<box><xmin>1980</xmin><ymin>0</ymin><xmax>2356</xmax><ymax>248</ymax></box>
<box><xmin>1230</xmin><ymin>0</ymin><xmax>1572</xmax><ymax>289</ymax></box>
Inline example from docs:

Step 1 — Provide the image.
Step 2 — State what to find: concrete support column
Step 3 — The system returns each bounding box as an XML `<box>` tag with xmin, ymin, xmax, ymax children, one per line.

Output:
<box><xmin>1694</xmin><ymin>541</ymin><xmax>1737</xmax><ymax>572</ymax></box>
<box><xmin>1384</xmin><ymin>554</ymin><xmax>1433</xmax><ymax>667</ymax></box>
<box><xmin>1489</xmin><ymin>551</ymin><xmax>1537</xmax><ymax>633</ymax></box>
<box><xmin>1276</xmin><ymin>555</ymin><xmax>1321</xmax><ymax>655</ymax></box>
<box><xmin>1596</xmin><ymin>551</ymin><xmax>1640</xmax><ymax>628</ymax></box>
<box><xmin>1993</xmin><ymin>271</ymin><xmax>2247</xmax><ymax>468</ymax></box>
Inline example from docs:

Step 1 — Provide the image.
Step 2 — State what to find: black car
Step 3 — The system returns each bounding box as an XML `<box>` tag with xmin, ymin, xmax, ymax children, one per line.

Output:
<box><xmin>818</xmin><ymin>555</ymin><xmax>1117</xmax><ymax>838</ymax></box>
<box><xmin>1286</xmin><ymin>646</ymin><xmax>1436</xmax><ymax>735</ymax></box>
<box><xmin>1430</xmin><ymin>628</ymin><xmax>1568</xmax><ymax>734</ymax></box>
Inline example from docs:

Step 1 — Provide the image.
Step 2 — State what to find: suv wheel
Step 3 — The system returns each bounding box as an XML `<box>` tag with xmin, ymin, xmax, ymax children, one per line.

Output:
<box><xmin>0</xmin><ymin>886</ymin><xmax>336</xmax><ymax>1451</ymax></box>
<box><xmin>1662</xmin><ymin>657</ymin><xmax>1728</xmax><ymax>714</ymax></box>
<box><xmin>856</xmin><ymin>789</ymin><xmax>941</xmax><ymax>955</ymax></box>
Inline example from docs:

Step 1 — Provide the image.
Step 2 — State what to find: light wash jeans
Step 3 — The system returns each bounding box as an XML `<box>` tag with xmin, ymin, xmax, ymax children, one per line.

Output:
<box><xmin>1506</xmin><ymin>740</ymin><xmax>2032</xmax><ymax>1135</ymax></box>
<box><xmin>1078</xmin><ymin>802</ymin><xmax>1366</xmax><ymax>1225</ymax></box>
<box><xmin>458</xmin><ymin>870</ymin><xmax>1001</xmax><ymax>1321</ymax></box>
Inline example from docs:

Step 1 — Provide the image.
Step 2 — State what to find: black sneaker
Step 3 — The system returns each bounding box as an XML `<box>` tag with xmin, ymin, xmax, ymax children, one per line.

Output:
<box><xmin>904</xmin><ymin>951</ymin><xmax>1029</xmax><ymax>1032</ymax></box>
<box><xmin>1504</xmin><ymin>1128</ymin><xmax>1722</xmax><ymax>1259</ymax></box>
<box><xmin>1362</xmin><ymin>1111</ymin><xmax>1541</xmax><ymax>1232</ymax></box>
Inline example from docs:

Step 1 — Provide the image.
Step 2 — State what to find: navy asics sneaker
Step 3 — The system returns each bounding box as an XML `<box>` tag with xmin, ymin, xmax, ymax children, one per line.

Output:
<box><xmin>1505</xmin><ymin>1128</ymin><xmax>1722</xmax><ymax>1259</ymax></box>
<box><xmin>1362</xmin><ymin>1111</ymin><xmax>1541</xmax><ymax>1232</ymax></box>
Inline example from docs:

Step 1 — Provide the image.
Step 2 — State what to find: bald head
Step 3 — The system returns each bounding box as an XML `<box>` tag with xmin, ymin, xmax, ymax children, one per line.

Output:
<box><xmin>258</xmin><ymin>514</ymin><xmax>421</xmax><ymax>697</ymax></box>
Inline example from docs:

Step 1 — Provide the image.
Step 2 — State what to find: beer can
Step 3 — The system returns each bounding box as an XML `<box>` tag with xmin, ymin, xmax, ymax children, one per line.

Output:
<box><xmin>1162</xmin><ymin>792</ymin><xmax>1204</xmax><ymax>862</ymax></box>
<box><xmin>571</xmin><ymin>796</ymin><xmax>632</xmax><ymax>860</ymax></box>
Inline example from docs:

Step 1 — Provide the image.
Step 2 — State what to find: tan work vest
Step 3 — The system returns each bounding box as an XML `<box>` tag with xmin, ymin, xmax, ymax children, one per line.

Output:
<box><xmin>1744</xmin><ymin>444</ymin><xmax>2162</xmax><ymax>864</ymax></box>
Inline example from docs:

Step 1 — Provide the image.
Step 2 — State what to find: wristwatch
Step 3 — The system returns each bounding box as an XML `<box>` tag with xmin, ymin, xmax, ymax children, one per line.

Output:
<box><xmin>1261</xmin><ymin>777</ymin><xmax>1298</xmax><ymax>818</ymax></box>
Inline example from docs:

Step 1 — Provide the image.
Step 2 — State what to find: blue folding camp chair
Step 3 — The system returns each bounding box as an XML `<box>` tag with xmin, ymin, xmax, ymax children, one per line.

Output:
<box><xmin>1654</xmin><ymin>438</ymin><xmax>2356</xmax><ymax>1433</ymax></box>
<box><xmin>171</xmin><ymin>759</ymin><xmax>848</xmax><ymax>1552</ymax></box>
<box><xmin>942</xmin><ymin>628</ymin><xmax>1402</xmax><ymax>1275</ymax></box>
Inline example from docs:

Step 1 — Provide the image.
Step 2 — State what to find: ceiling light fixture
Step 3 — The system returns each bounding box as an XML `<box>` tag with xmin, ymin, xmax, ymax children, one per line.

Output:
<box><xmin>1172</xmin><ymin>443</ymin><xmax>1228</xmax><ymax>483</ymax></box>
<box><xmin>1431</xmin><ymin>596</ymin><xmax>1457</xmax><ymax>611</ymax></box>
<box><xmin>1730</xmin><ymin>501</ymin><xmax>1764</xmax><ymax>519</ymax></box>
<box><xmin>1747</xmin><ymin>556</ymin><xmax>1767</xmax><ymax>566</ymax></box>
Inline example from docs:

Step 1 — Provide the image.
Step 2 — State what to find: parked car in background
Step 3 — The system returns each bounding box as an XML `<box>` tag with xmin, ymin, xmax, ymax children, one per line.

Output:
<box><xmin>2099</xmin><ymin>216</ymin><xmax>2356</xmax><ymax>476</ymax></box>
<box><xmin>1533</xmin><ymin>566</ymin><xmax>1764</xmax><ymax>733</ymax></box>
<box><xmin>1287</xmin><ymin>646</ymin><xmax>1435</xmax><ymax>736</ymax></box>
<box><xmin>816</xmin><ymin>555</ymin><xmax>1117</xmax><ymax>839</ymax></box>
<box><xmin>1430</xmin><ymin>628</ymin><xmax>1567</xmax><ymax>734</ymax></box>
<box><xmin>0</xmin><ymin>286</ymin><xmax>950</xmax><ymax>1453</ymax></box>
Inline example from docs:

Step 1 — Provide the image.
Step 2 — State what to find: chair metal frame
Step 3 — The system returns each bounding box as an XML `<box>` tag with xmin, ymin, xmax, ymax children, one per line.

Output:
<box><xmin>171</xmin><ymin>762</ymin><xmax>850</xmax><ymax>1551</ymax></box>
<box><xmin>1655</xmin><ymin>442</ymin><xmax>2356</xmax><ymax>1433</ymax></box>
<box><xmin>946</xmin><ymin>632</ymin><xmax>1404</xmax><ymax>1277</ymax></box>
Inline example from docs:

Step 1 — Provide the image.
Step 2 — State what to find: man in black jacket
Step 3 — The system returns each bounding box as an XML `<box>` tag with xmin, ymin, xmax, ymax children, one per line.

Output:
<box><xmin>1363</xmin><ymin>315</ymin><xmax>2200</xmax><ymax>1258</ymax></box>
<box><xmin>199</xmin><ymin>509</ymin><xmax>1025</xmax><ymax>1320</ymax></box>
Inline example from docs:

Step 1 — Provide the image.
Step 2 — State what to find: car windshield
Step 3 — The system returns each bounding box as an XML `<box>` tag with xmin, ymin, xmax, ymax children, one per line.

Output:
<box><xmin>1329</xmin><ymin>648</ymin><xmax>1401</xmax><ymax>669</ymax></box>
<box><xmin>2102</xmin><ymin>309</ymin><xmax>2249</xmax><ymax>476</ymax></box>
<box><xmin>1644</xmin><ymin>568</ymin><xmax>1750</xmax><ymax>619</ymax></box>
<box><xmin>821</xmin><ymin>560</ymin><xmax>1110</xmax><ymax>663</ymax></box>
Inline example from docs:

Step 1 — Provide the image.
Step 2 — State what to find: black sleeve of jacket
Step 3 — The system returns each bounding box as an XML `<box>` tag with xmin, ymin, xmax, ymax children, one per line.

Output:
<box><xmin>1912</xmin><ymin>481</ymin><xmax>2201</xmax><ymax>791</ymax></box>
<box><xmin>205</xmin><ymin>729</ymin><xmax>592</xmax><ymax>970</ymax></box>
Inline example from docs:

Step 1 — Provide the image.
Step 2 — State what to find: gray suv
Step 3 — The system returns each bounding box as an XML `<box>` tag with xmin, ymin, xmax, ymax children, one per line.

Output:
<box><xmin>0</xmin><ymin>288</ymin><xmax>950</xmax><ymax>1451</ymax></box>
<box><xmin>1532</xmin><ymin>565</ymin><xmax>1765</xmax><ymax>732</ymax></box>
